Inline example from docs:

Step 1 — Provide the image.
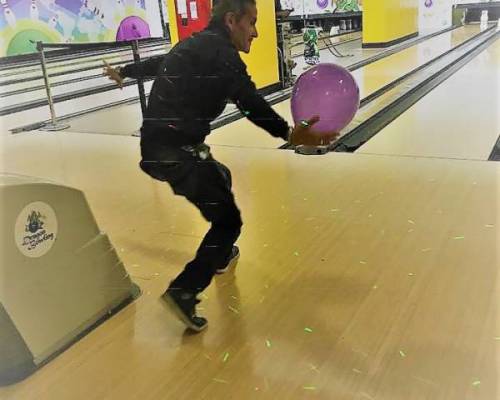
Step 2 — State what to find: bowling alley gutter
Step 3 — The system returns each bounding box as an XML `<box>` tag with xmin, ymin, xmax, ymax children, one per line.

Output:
<box><xmin>489</xmin><ymin>135</ymin><xmax>500</xmax><ymax>161</ymax></box>
<box><xmin>330</xmin><ymin>25</ymin><xmax>499</xmax><ymax>155</ymax></box>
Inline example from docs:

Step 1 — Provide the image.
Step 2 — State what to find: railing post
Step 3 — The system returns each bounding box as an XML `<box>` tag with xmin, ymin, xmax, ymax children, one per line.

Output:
<box><xmin>37</xmin><ymin>41</ymin><xmax>70</xmax><ymax>131</ymax></box>
<box><xmin>157</xmin><ymin>0</ymin><xmax>168</xmax><ymax>39</ymax></box>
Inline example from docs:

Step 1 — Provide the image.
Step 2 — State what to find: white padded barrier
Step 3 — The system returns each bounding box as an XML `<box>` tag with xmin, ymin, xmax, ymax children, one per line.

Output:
<box><xmin>0</xmin><ymin>174</ymin><xmax>139</xmax><ymax>385</ymax></box>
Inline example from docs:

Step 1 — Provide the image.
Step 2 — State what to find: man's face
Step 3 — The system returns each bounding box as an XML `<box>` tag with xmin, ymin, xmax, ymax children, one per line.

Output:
<box><xmin>226</xmin><ymin>4</ymin><xmax>258</xmax><ymax>53</ymax></box>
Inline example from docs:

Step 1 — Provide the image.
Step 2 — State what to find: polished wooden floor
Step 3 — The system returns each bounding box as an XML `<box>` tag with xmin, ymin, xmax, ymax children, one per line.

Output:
<box><xmin>1</xmin><ymin>128</ymin><xmax>498</xmax><ymax>399</ymax></box>
<box><xmin>0</xmin><ymin>26</ymin><xmax>499</xmax><ymax>400</ymax></box>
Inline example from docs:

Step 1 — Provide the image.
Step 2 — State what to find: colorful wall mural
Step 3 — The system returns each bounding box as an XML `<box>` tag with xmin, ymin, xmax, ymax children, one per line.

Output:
<box><xmin>335</xmin><ymin>0</ymin><xmax>361</xmax><ymax>12</ymax></box>
<box><xmin>0</xmin><ymin>0</ymin><xmax>158</xmax><ymax>57</ymax></box>
<box><xmin>281</xmin><ymin>0</ymin><xmax>361</xmax><ymax>17</ymax></box>
<box><xmin>282</xmin><ymin>0</ymin><xmax>335</xmax><ymax>16</ymax></box>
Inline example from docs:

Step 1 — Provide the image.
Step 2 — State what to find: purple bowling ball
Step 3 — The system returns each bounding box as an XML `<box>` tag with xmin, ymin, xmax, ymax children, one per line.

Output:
<box><xmin>317</xmin><ymin>0</ymin><xmax>329</xmax><ymax>9</ymax></box>
<box><xmin>116</xmin><ymin>16</ymin><xmax>151</xmax><ymax>41</ymax></box>
<box><xmin>291</xmin><ymin>63</ymin><xmax>360</xmax><ymax>134</ymax></box>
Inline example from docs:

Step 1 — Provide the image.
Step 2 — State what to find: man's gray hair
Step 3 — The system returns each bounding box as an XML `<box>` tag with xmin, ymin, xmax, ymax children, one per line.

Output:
<box><xmin>211</xmin><ymin>0</ymin><xmax>256</xmax><ymax>23</ymax></box>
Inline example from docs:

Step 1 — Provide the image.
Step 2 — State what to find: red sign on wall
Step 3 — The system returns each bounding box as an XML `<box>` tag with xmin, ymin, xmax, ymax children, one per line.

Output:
<box><xmin>174</xmin><ymin>0</ymin><xmax>212</xmax><ymax>40</ymax></box>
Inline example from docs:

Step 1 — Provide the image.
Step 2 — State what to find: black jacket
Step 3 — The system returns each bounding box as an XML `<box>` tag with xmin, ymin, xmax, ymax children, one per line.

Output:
<box><xmin>121</xmin><ymin>21</ymin><xmax>290</xmax><ymax>147</ymax></box>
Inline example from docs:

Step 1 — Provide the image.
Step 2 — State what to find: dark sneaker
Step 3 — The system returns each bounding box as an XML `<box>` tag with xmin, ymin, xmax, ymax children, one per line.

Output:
<box><xmin>216</xmin><ymin>245</ymin><xmax>240</xmax><ymax>274</ymax></box>
<box><xmin>161</xmin><ymin>288</ymin><xmax>208</xmax><ymax>332</ymax></box>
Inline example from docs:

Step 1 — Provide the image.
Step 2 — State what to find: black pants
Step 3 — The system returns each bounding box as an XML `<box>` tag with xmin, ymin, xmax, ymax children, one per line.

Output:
<box><xmin>140</xmin><ymin>143</ymin><xmax>242</xmax><ymax>293</ymax></box>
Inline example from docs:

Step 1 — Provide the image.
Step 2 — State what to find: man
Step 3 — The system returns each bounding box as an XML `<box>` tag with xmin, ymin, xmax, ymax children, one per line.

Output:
<box><xmin>104</xmin><ymin>0</ymin><xmax>338</xmax><ymax>332</ymax></box>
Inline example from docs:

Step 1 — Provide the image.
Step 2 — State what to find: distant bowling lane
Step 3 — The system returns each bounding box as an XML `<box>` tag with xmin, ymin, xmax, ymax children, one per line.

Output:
<box><xmin>357</xmin><ymin>37</ymin><xmax>500</xmax><ymax>160</ymax></box>
<box><xmin>352</xmin><ymin>25</ymin><xmax>485</xmax><ymax>99</ymax></box>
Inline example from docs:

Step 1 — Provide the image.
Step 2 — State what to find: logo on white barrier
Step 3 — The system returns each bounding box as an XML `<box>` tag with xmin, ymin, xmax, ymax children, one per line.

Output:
<box><xmin>15</xmin><ymin>202</ymin><xmax>58</xmax><ymax>258</ymax></box>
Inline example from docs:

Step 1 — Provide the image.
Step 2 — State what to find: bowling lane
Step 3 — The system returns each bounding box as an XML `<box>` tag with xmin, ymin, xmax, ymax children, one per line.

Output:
<box><xmin>0</xmin><ymin>43</ymin><xmax>169</xmax><ymax>84</ymax></box>
<box><xmin>292</xmin><ymin>25</ymin><xmax>481</xmax><ymax>76</ymax></box>
<box><xmin>357</xmin><ymin>38</ymin><xmax>500</xmax><ymax>160</ymax></box>
<box><xmin>55</xmin><ymin>26</ymin><xmax>479</xmax><ymax>142</ymax></box>
<box><xmin>1</xmin><ymin>80</ymin><xmax>154</xmax><ymax>133</ymax></box>
<box><xmin>0</xmin><ymin>46</ymin><xmax>167</xmax><ymax>113</ymax></box>
<box><xmin>11</xmin><ymin>26</ymin><xmax>481</xmax><ymax>142</ymax></box>
<box><xmin>209</xmin><ymin>25</ymin><xmax>484</xmax><ymax>149</ymax></box>
<box><xmin>352</xmin><ymin>24</ymin><xmax>484</xmax><ymax>99</ymax></box>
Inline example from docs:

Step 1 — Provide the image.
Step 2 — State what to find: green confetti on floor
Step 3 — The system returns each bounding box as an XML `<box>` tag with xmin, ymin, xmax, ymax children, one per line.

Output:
<box><xmin>230</xmin><ymin>295</ymin><xmax>238</xmax><ymax>300</ymax></box>
<box><xmin>228</xmin><ymin>306</ymin><xmax>239</xmax><ymax>314</ymax></box>
<box><xmin>408</xmin><ymin>220</ymin><xmax>415</xmax><ymax>224</ymax></box>
<box><xmin>359</xmin><ymin>261</ymin><xmax>367</xmax><ymax>264</ymax></box>
<box><xmin>303</xmin><ymin>386</ymin><xmax>316</xmax><ymax>391</ymax></box>
<box><xmin>304</xmin><ymin>327</ymin><xmax>313</xmax><ymax>333</ymax></box>
<box><xmin>266</xmin><ymin>340</ymin><xmax>272</xmax><ymax>348</ymax></box>
<box><xmin>213</xmin><ymin>378</ymin><xmax>228</xmax><ymax>384</ymax></box>
<box><xmin>494</xmin><ymin>336</ymin><xmax>500</xmax><ymax>340</ymax></box>
<box><xmin>472</xmin><ymin>380</ymin><xmax>481</xmax><ymax>386</ymax></box>
<box><xmin>309</xmin><ymin>364</ymin><xmax>320</xmax><ymax>373</ymax></box>
<box><xmin>453</xmin><ymin>236</ymin><xmax>465</xmax><ymax>240</ymax></box>
<box><xmin>222</xmin><ymin>352</ymin><xmax>230</xmax><ymax>363</ymax></box>
<box><xmin>485</xmin><ymin>224</ymin><xmax>494</xmax><ymax>228</ymax></box>
<box><xmin>399</xmin><ymin>350</ymin><xmax>406</xmax><ymax>358</ymax></box>
<box><xmin>294</xmin><ymin>251</ymin><xmax>300</xmax><ymax>256</ymax></box>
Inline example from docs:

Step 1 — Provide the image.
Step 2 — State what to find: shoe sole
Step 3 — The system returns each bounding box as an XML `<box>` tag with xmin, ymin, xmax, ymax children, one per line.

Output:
<box><xmin>215</xmin><ymin>251</ymin><xmax>240</xmax><ymax>274</ymax></box>
<box><xmin>161</xmin><ymin>293</ymin><xmax>207</xmax><ymax>332</ymax></box>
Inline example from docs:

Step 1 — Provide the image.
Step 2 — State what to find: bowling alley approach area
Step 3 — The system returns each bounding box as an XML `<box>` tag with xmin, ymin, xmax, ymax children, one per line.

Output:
<box><xmin>0</xmin><ymin>1</ymin><xmax>499</xmax><ymax>399</ymax></box>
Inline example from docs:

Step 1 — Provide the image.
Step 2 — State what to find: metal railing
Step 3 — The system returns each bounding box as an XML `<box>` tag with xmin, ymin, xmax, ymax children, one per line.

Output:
<box><xmin>34</xmin><ymin>39</ymin><xmax>161</xmax><ymax>131</ymax></box>
<box><xmin>36</xmin><ymin>41</ymin><xmax>70</xmax><ymax>131</ymax></box>
<box><xmin>2</xmin><ymin>38</ymin><xmax>169</xmax><ymax>131</ymax></box>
